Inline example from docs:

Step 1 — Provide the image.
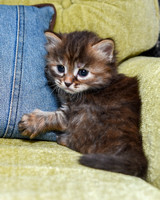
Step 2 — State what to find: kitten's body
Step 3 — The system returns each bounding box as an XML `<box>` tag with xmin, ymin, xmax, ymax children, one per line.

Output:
<box><xmin>19</xmin><ymin>31</ymin><xmax>147</xmax><ymax>178</ymax></box>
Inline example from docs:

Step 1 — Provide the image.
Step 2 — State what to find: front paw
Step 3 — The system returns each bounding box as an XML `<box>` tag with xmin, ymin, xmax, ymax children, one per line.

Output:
<box><xmin>18</xmin><ymin>109</ymin><xmax>45</xmax><ymax>139</ymax></box>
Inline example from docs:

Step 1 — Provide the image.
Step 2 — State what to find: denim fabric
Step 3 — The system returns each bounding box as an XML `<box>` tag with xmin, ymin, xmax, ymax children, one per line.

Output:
<box><xmin>0</xmin><ymin>5</ymin><xmax>58</xmax><ymax>141</ymax></box>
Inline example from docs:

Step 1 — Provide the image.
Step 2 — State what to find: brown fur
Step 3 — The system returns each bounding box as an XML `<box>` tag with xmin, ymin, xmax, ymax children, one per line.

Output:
<box><xmin>19</xmin><ymin>31</ymin><xmax>148</xmax><ymax>179</ymax></box>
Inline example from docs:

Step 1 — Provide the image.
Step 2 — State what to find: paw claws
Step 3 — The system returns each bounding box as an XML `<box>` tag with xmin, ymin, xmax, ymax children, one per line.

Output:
<box><xmin>18</xmin><ymin>111</ymin><xmax>42</xmax><ymax>139</ymax></box>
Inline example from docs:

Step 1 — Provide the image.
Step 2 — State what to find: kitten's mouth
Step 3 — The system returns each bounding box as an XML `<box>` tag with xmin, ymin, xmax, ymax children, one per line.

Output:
<box><xmin>56</xmin><ymin>83</ymin><xmax>75</xmax><ymax>94</ymax></box>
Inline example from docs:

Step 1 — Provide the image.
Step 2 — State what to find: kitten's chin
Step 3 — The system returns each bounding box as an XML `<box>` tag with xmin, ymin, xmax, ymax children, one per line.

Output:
<box><xmin>64</xmin><ymin>87</ymin><xmax>85</xmax><ymax>94</ymax></box>
<box><xmin>64</xmin><ymin>88</ymin><xmax>76</xmax><ymax>94</ymax></box>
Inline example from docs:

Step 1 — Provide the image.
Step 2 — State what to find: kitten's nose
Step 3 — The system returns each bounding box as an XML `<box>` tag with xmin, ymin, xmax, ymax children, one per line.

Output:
<box><xmin>64</xmin><ymin>82</ymin><xmax>72</xmax><ymax>87</ymax></box>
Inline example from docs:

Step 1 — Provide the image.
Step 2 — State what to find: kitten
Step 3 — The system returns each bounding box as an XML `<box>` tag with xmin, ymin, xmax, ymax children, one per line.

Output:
<box><xmin>18</xmin><ymin>31</ymin><xmax>148</xmax><ymax>179</ymax></box>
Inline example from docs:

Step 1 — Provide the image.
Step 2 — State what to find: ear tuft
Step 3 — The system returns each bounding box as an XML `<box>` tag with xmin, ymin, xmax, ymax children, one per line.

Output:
<box><xmin>45</xmin><ymin>32</ymin><xmax>62</xmax><ymax>50</ymax></box>
<box><xmin>92</xmin><ymin>39</ymin><xmax>115</xmax><ymax>62</ymax></box>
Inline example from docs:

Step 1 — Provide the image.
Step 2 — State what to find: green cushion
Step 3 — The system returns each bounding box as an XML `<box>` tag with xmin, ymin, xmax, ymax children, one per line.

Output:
<box><xmin>0</xmin><ymin>138</ymin><xmax>160</xmax><ymax>200</ymax></box>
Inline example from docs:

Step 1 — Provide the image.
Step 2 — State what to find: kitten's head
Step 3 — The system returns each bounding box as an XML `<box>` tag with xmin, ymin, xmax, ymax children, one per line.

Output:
<box><xmin>45</xmin><ymin>31</ymin><xmax>116</xmax><ymax>94</ymax></box>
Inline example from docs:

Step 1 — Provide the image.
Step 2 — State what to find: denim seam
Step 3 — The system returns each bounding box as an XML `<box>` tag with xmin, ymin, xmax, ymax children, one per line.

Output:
<box><xmin>3</xmin><ymin>6</ymin><xmax>20</xmax><ymax>138</ymax></box>
<box><xmin>11</xmin><ymin>6</ymin><xmax>25</xmax><ymax>136</ymax></box>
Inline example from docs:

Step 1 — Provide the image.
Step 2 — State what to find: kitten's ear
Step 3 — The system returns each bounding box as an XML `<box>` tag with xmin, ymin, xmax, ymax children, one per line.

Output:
<box><xmin>45</xmin><ymin>32</ymin><xmax>62</xmax><ymax>49</ymax></box>
<box><xmin>92</xmin><ymin>39</ymin><xmax>115</xmax><ymax>62</ymax></box>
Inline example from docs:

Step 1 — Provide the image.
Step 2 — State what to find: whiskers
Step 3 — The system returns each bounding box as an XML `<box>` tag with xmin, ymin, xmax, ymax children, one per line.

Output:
<box><xmin>47</xmin><ymin>80</ymin><xmax>84</xmax><ymax>104</ymax></box>
<box><xmin>52</xmin><ymin>83</ymin><xmax>65</xmax><ymax>97</ymax></box>
<box><xmin>47</xmin><ymin>82</ymin><xmax>57</xmax><ymax>95</ymax></box>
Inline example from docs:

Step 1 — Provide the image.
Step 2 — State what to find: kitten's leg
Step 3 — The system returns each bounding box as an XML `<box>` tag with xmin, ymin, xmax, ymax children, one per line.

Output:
<box><xmin>18</xmin><ymin>106</ymin><xmax>68</xmax><ymax>139</ymax></box>
<box><xmin>56</xmin><ymin>133</ymin><xmax>70</xmax><ymax>146</ymax></box>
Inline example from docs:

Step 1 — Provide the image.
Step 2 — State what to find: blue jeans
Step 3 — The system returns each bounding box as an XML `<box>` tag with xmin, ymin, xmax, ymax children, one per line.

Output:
<box><xmin>0</xmin><ymin>5</ymin><xmax>58</xmax><ymax>141</ymax></box>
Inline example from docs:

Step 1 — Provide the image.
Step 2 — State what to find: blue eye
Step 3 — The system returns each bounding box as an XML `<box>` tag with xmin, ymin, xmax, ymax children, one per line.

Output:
<box><xmin>78</xmin><ymin>69</ymin><xmax>89</xmax><ymax>77</ymax></box>
<box><xmin>57</xmin><ymin>65</ymin><xmax>65</xmax><ymax>73</ymax></box>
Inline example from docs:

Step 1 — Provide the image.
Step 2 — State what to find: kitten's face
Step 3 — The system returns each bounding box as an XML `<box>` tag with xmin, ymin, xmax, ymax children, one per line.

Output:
<box><xmin>45</xmin><ymin>31</ymin><xmax>116</xmax><ymax>94</ymax></box>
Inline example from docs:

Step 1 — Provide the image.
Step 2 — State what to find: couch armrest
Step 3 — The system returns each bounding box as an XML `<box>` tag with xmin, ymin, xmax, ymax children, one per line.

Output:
<box><xmin>119</xmin><ymin>57</ymin><xmax>160</xmax><ymax>188</ymax></box>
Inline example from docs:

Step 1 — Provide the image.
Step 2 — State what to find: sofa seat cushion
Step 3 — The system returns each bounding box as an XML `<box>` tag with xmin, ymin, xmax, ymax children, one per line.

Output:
<box><xmin>0</xmin><ymin>138</ymin><xmax>160</xmax><ymax>200</ymax></box>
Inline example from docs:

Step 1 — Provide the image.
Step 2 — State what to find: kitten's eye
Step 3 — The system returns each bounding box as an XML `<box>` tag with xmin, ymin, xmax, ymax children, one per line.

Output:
<box><xmin>57</xmin><ymin>65</ymin><xmax>65</xmax><ymax>73</ymax></box>
<box><xmin>78</xmin><ymin>69</ymin><xmax>89</xmax><ymax>77</ymax></box>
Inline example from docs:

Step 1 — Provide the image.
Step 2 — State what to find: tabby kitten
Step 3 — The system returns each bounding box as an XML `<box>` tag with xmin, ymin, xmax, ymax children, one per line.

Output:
<box><xmin>19</xmin><ymin>31</ymin><xmax>148</xmax><ymax>178</ymax></box>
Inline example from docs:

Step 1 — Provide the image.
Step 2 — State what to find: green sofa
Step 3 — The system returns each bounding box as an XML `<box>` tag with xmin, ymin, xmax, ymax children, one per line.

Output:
<box><xmin>0</xmin><ymin>0</ymin><xmax>160</xmax><ymax>199</ymax></box>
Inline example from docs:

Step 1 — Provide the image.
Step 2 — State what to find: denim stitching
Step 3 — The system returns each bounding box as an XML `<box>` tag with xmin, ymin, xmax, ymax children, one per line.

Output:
<box><xmin>11</xmin><ymin>6</ymin><xmax>25</xmax><ymax>136</ymax></box>
<box><xmin>3</xmin><ymin>6</ymin><xmax>20</xmax><ymax>137</ymax></box>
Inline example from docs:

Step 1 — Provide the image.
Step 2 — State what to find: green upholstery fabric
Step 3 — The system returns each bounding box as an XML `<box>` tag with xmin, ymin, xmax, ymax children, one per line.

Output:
<box><xmin>0</xmin><ymin>139</ymin><xmax>160</xmax><ymax>200</ymax></box>
<box><xmin>119</xmin><ymin>57</ymin><xmax>160</xmax><ymax>189</ymax></box>
<box><xmin>0</xmin><ymin>0</ymin><xmax>160</xmax><ymax>199</ymax></box>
